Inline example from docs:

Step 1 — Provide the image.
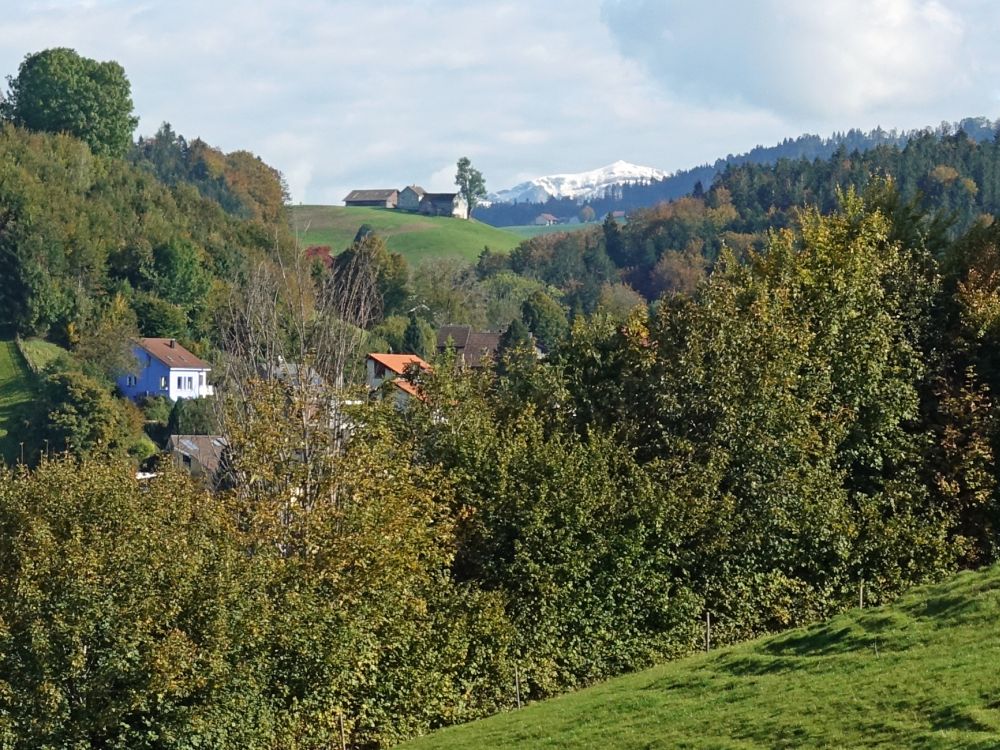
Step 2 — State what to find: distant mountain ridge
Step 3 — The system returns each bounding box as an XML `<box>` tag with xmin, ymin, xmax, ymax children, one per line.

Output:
<box><xmin>488</xmin><ymin>160</ymin><xmax>669</xmax><ymax>204</ymax></box>
<box><xmin>476</xmin><ymin>116</ymin><xmax>1000</xmax><ymax>227</ymax></box>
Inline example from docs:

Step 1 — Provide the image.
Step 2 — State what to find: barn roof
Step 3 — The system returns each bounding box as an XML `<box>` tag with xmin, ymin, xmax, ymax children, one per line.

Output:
<box><xmin>344</xmin><ymin>189</ymin><xmax>398</xmax><ymax>202</ymax></box>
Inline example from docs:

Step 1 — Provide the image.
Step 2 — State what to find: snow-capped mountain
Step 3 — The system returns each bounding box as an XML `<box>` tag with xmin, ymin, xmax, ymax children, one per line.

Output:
<box><xmin>488</xmin><ymin>160</ymin><xmax>669</xmax><ymax>204</ymax></box>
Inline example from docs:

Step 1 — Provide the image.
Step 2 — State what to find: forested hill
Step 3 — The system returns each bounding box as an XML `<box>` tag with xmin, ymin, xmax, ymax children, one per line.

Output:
<box><xmin>477</xmin><ymin>117</ymin><xmax>999</xmax><ymax>226</ymax></box>
<box><xmin>0</xmin><ymin>123</ymin><xmax>285</xmax><ymax>347</ymax></box>
<box><xmin>715</xmin><ymin>127</ymin><xmax>1000</xmax><ymax>236</ymax></box>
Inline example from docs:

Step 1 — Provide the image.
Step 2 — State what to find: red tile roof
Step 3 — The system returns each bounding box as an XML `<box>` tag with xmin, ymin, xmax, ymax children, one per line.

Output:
<box><xmin>136</xmin><ymin>338</ymin><xmax>211</xmax><ymax>369</ymax></box>
<box><xmin>367</xmin><ymin>352</ymin><xmax>431</xmax><ymax>375</ymax></box>
<box><xmin>393</xmin><ymin>379</ymin><xmax>422</xmax><ymax>398</ymax></box>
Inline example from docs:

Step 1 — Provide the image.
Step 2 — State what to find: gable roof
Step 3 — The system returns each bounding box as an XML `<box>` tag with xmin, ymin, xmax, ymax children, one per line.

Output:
<box><xmin>421</xmin><ymin>192</ymin><xmax>460</xmax><ymax>203</ymax></box>
<box><xmin>367</xmin><ymin>352</ymin><xmax>431</xmax><ymax>375</ymax></box>
<box><xmin>464</xmin><ymin>331</ymin><xmax>500</xmax><ymax>367</ymax></box>
<box><xmin>436</xmin><ymin>326</ymin><xmax>499</xmax><ymax>368</ymax></box>
<box><xmin>167</xmin><ymin>434</ymin><xmax>228</xmax><ymax>475</ymax></box>
<box><xmin>344</xmin><ymin>189</ymin><xmax>399</xmax><ymax>202</ymax></box>
<box><xmin>437</xmin><ymin>325</ymin><xmax>473</xmax><ymax>349</ymax></box>
<box><xmin>136</xmin><ymin>338</ymin><xmax>211</xmax><ymax>370</ymax></box>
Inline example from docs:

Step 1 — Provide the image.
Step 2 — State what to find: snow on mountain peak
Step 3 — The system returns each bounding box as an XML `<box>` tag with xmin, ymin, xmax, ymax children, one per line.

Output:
<box><xmin>488</xmin><ymin>161</ymin><xmax>669</xmax><ymax>204</ymax></box>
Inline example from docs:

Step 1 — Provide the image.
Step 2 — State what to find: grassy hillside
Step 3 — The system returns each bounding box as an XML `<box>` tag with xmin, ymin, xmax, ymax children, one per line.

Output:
<box><xmin>403</xmin><ymin>566</ymin><xmax>1000</xmax><ymax>749</ymax></box>
<box><xmin>19</xmin><ymin>337</ymin><xmax>68</xmax><ymax>372</ymax></box>
<box><xmin>504</xmin><ymin>222</ymin><xmax>598</xmax><ymax>239</ymax></box>
<box><xmin>290</xmin><ymin>205</ymin><xmax>522</xmax><ymax>264</ymax></box>
<box><xmin>0</xmin><ymin>339</ymin><xmax>37</xmax><ymax>463</ymax></box>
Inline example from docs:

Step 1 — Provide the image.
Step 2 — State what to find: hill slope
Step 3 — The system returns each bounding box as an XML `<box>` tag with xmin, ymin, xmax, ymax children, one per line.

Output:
<box><xmin>403</xmin><ymin>566</ymin><xmax>1000</xmax><ymax>749</ymax></box>
<box><xmin>290</xmin><ymin>205</ymin><xmax>522</xmax><ymax>263</ymax></box>
<box><xmin>0</xmin><ymin>340</ymin><xmax>37</xmax><ymax>463</ymax></box>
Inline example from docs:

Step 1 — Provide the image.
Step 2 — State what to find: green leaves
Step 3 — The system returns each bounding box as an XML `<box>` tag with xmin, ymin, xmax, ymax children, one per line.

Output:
<box><xmin>3</xmin><ymin>48</ymin><xmax>138</xmax><ymax>157</ymax></box>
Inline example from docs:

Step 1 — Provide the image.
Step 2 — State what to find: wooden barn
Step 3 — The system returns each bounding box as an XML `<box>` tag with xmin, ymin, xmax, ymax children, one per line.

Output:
<box><xmin>343</xmin><ymin>189</ymin><xmax>399</xmax><ymax>208</ymax></box>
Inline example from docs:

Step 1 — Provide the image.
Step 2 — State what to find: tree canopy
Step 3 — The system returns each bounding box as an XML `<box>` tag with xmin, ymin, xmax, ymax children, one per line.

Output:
<box><xmin>455</xmin><ymin>156</ymin><xmax>487</xmax><ymax>217</ymax></box>
<box><xmin>2</xmin><ymin>47</ymin><xmax>138</xmax><ymax>157</ymax></box>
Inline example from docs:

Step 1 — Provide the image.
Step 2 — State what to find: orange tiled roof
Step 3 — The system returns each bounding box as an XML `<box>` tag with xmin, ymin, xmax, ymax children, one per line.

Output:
<box><xmin>393</xmin><ymin>378</ymin><xmax>423</xmax><ymax>399</ymax></box>
<box><xmin>368</xmin><ymin>352</ymin><xmax>431</xmax><ymax>375</ymax></box>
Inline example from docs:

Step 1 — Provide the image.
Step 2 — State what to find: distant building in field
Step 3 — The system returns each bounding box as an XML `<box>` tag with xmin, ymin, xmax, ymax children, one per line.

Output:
<box><xmin>534</xmin><ymin>213</ymin><xmax>559</xmax><ymax>226</ymax></box>
<box><xmin>397</xmin><ymin>185</ymin><xmax>427</xmax><ymax>211</ymax></box>
<box><xmin>118</xmin><ymin>338</ymin><xmax>214</xmax><ymax>402</ymax></box>
<box><xmin>342</xmin><ymin>185</ymin><xmax>470</xmax><ymax>219</ymax></box>
<box><xmin>420</xmin><ymin>192</ymin><xmax>469</xmax><ymax>219</ymax></box>
<box><xmin>343</xmin><ymin>189</ymin><xmax>399</xmax><ymax>208</ymax></box>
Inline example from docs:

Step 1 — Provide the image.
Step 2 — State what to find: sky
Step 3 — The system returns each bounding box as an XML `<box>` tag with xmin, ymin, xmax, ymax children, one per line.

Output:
<box><xmin>3</xmin><ymin>0</ymin><xmax>1000</xmax><ymax>204</ymax></box>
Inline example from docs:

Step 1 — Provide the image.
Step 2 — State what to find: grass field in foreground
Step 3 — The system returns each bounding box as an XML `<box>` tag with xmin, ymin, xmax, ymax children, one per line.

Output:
<box><xmin>403</xmin><ymin>565</ymin><xmax>1000</xmax><ymax>749</ymax></box>
<box><xmin>0</xmin><ymin>339</ymin><xmax>37</xmax><ymax>463</ymax></box>
<box><xmin>289</xmin><ymin>205</ymin><xmax>522</xmax><ymax>264</ymax></box>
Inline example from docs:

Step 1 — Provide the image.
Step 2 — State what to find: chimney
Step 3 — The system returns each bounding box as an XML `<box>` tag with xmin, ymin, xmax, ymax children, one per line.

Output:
<box><xmin>169</xmin><ymin>339</ymin><xmax>176</xmax><ymax>348</ymax></box>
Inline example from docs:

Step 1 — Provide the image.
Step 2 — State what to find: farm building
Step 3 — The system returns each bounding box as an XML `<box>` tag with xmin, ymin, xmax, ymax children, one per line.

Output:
<box><xmin>397</xmin><ymin>185</ymin><xmax>426</xmax><ymax>211</ymax></box>
<box><xmin>343</xmin><ymin>189</ymin><xmax>399</xmax><ymax>208</ymax></box>
<box><xmin>420</xmin><ymin>192</ymin><xmax>468</xmax><ymax>219</ymax></box>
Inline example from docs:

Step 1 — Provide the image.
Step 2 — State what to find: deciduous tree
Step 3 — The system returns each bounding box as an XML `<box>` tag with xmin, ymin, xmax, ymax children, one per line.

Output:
<box><xmin>455</xmin><ymin>156</ymin><xmax>487</xmax><ymax>217</ymax></box>
<box><xmin>2</xmin><ymin>48</ymin><xmax>138</xmax><ymax>157</ymax></box>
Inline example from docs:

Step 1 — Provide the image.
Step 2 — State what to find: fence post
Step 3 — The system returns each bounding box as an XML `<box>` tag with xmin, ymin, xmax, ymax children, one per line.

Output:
<box><xmin>515</xmin><ymin>664</ymin><xmax>522</xmax><ymax>709</ymax></box>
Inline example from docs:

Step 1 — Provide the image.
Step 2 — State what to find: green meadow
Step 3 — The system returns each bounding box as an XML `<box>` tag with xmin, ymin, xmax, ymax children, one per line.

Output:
<box><xmin>289</xmin><ymin>205</ymin><xmax>522</xmax><ymax>264</ymax></box>
<box><xmin>504</xmin><ymin>222</ymin><xmax>598</xmax><ymax>239</ymax></box>
<box><xmin>0</xmin><ymin>339</ymin><xmax>37</xmax><ymax>463</ymax></box>
<box><xmin>403</xmin><ymin>565</ymin><xmax>1000</xmax><ymax>749</ymax></box>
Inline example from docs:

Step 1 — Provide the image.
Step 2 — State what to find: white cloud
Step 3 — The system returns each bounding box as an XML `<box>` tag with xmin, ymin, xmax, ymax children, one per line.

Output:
<box><xmin>601</xmin><ymin>0</ymin><xmax>970</xmax><ymax>119</ymax></box>
<box><xmin>2</xmin><ymin>0</ymin><xmax>1000</xmax><ymax>204</ymax></box>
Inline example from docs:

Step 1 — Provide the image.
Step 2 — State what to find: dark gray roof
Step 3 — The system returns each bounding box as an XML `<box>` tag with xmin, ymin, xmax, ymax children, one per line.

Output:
<box><xmin>166</xmin><ymin>434</ymin><xmax>228</xmax><ymax>475</ymax></box>
<box><xmin>344</xmin><ymin>189</ymin><xmax>398</xmax><ymax>202</ymax></box>
<box><xmin>437</xmin><ymin>326</ymin><xmax>499</xmax><ymax>368</ymax></box>
<box><xmin>437</xmin><ymin>325</ymin><xmax>472</xmax><ymax>349</ymax></box>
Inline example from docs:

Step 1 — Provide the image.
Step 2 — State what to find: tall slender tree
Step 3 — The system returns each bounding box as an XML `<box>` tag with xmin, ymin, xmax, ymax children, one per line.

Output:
<box><xmin>455</xmin><ymin>156</ymin><xmax>487</xmax><ymax>218</ymax></box>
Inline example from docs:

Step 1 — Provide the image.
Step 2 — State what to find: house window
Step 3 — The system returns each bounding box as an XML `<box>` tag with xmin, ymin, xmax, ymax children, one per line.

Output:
<box><xmin>160</xmin><ymin>376</ymin><xmax>168</xmax><ymax>390</ymax></box>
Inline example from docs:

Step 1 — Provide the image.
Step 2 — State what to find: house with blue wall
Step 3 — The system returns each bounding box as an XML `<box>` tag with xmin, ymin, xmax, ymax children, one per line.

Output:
<box><xmin>118</xmin><ymin>337</ymin><xmax>214</xmax><ymax>402</ymax></box>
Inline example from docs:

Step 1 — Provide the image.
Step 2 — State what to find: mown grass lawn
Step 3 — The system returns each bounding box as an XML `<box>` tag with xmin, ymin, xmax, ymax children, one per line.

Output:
<box><xmin>403</xmin><ymin>566</ymin><xmax>1000</xmax><ymax>749</ymax></box>
<box><xmin>289</xmin><ymin>205</ymin><xmax>522</xmax><ymax>264</ymax></box>
<box><xmin>0</xmin><ymin>339</ymin><xmax>37</xmax><ymax>463</ymax></box>
<box><xmin>19</xmin><ymin>337</ymin><xmax>67</xmax><ymax>372</ymax></box>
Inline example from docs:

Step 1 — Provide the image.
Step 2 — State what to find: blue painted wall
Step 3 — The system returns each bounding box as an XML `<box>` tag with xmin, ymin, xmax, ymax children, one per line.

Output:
<box><xmin>117</xmin><ymin>346</ymin><xmax>170</xmax><ymax>401</ymax></box>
